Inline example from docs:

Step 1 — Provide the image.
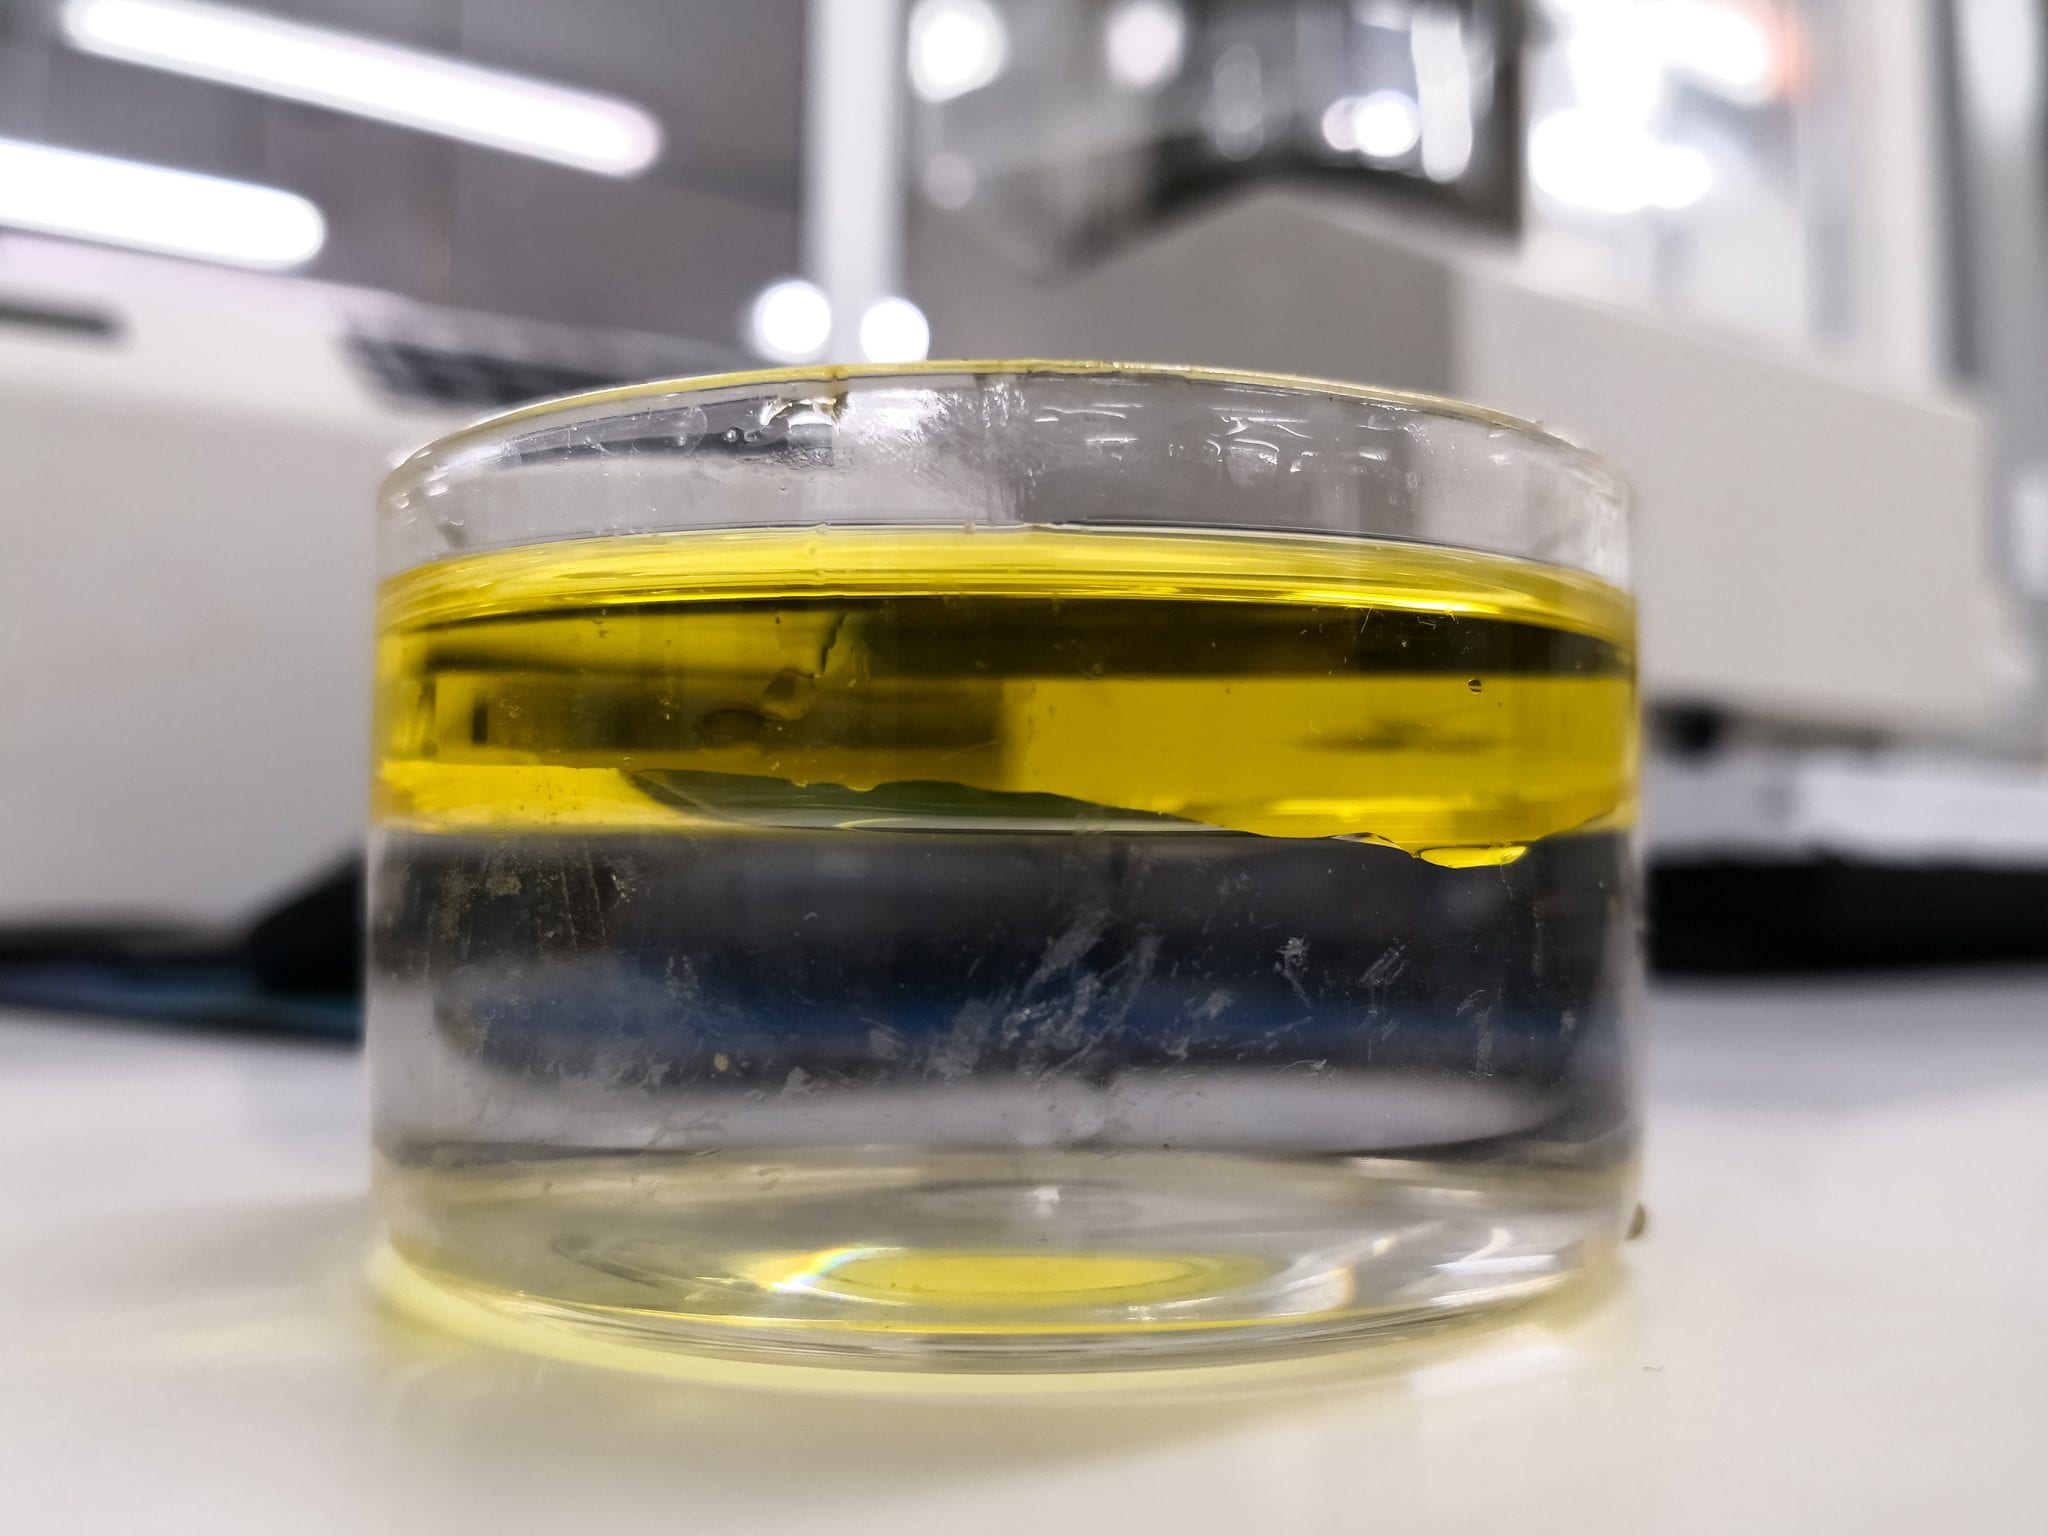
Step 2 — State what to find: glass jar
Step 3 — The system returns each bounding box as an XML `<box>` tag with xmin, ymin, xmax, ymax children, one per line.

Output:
<box><xmin>370</xmin><ymin>362</ymin><xmax>1638</xmax><ymax>1369</ymax></box>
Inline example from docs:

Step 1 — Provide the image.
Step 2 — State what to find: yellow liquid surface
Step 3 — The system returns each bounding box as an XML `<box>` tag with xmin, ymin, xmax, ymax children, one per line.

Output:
<box><xmin>375</xmin><ymin>526</ymin><xmax>1635</xmax><ymax>860</ymax></box>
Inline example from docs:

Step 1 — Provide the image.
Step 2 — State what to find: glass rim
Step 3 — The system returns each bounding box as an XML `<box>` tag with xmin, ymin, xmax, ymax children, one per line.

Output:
<box><xmin>381</xmin><ymin>358</ymin><xmax>1626</xmax><ymax>509</ymax></box>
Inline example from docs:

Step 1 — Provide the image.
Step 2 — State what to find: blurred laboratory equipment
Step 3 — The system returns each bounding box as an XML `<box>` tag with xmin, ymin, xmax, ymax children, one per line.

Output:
<box><xmin>2</xmin><ymin>0</ymin><xmax>2046</xmax><ymax>974</ymax></box>
<box><xmin>0</xmin><ymin>0</ymin><xmax>792</xmax><ymax>926</ymax></box>
<box><xmin>892</xmin><ymin>0</ymin><xmax>2013</xmax><ymax>732</ymax></box>
<box><xmin>869</xmin><ymin>0</ymin><xmax>2048</xmax><ymax>966</ymax></box>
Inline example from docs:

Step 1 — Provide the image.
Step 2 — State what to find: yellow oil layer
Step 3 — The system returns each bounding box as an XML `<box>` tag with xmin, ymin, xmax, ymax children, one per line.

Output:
<box><xmin>375</xmin><ymin>526</ymin><xmax>1635</xmax><ymax>856</ymax></box>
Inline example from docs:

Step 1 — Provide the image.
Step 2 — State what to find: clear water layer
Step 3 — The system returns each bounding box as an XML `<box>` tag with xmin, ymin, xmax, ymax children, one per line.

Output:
<box><xmin>372</xmin><ymin>823</ymin><xmax>1637</xmax><ymax>1367</ymax></box>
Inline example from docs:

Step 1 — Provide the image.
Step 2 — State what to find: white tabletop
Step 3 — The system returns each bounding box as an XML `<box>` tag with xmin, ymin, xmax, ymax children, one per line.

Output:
<box><xmin>3</xmin><ymin>978</ymin><xmax>2045</xmax><ymax>1534</ymax></box>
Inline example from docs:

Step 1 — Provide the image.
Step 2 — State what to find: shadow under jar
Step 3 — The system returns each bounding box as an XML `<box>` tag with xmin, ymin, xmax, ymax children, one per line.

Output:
<box><xmin>369</xmin><ymin>362</ymin><xmax>1640</xmax><ymax>1370</ymax></box>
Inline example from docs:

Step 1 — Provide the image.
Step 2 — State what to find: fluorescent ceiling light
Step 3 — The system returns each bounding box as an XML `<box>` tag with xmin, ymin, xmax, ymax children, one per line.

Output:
<box><xmin>0</xmin><ymin>135</ymin><xmax>325</xmax><ymax>269</ymax></box>
<box><xmin>61</xmin><ymin>0</ymin><xmax>662</xmax><ymax>177</ymax></box>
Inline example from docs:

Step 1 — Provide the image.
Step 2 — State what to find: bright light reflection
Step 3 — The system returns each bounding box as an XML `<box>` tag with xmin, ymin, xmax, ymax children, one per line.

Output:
<box><xmin>1529</xmin><ymin>109</ymin><xmax>1714</xmax><ymax>214</ymax></box>
<box><xmin>1352</xmin><ymin>90</ymin><xmax>1423</xmax><ymax>160</ymax></box>
<box><xmin>61</xmin><ymin>0</ymin><xmax>662</xmax><ymax>176</ymax></box>
<box><xmin>858</xmin><ymin>295</ymin><xmax>931</xmax><ymax>363</ymax></box>
<box><xmin>748</xmin><ymin>278</ymin><xmax>832</xmax><ymax>363</ymax></box>
<box><xmin>1321</xmin><ymin>96</ymin><xmax>1362</xmax><ymax>153</ymax></box>
<box><xmin>1657</xmin><ymin>0</ymin><xmax>1776</xmax><ymax>104</ymax></box>
<box><xmin>0</xmin><ymin>135</ymin><xmax>325</xmax><ymax>268</ymax></box>
<box><xmin>1411</xmin><ymin>4</ymin><xmax>1475</xmax><ymax>182</ymax></box>
<box><xmin>1103</xmin><ymin>0</ymin><xmax>1186</xmax><ymax>92</ymax></box>
<box><xmin>908</xmin><ymin>0</ymin><xmax>1009</xmax><ymax>103</ymax></box>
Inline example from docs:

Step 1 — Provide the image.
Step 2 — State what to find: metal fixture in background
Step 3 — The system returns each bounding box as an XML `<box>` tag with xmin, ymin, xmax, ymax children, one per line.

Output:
<box><xmin>1945</xmin><ymin>0</ymin><xmax>2048</xmax><ymax>739</ymax></box>
<box><xmin>898</xmin><ymin>0</ymin><xmax>1521</xmax><ymax>271</ymax></box>
<box><xmin>800</xmin><ymin>0</ymin><xmax>929</xmax><ymax>363</ymax></box>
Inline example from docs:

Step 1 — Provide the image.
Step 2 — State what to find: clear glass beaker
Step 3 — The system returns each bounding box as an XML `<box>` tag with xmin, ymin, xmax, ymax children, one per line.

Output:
<box><xmin>370</xmin><ymin>362</ymin><xmax>1639</xmax><ymax>1369</ymax></box>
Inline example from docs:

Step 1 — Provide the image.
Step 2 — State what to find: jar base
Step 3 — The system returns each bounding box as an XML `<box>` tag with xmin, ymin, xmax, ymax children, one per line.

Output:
<box><xmin>377</xmin><ymin>1148</ymin><xmax>1628</xmax><ymax>1371</ymax></box>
